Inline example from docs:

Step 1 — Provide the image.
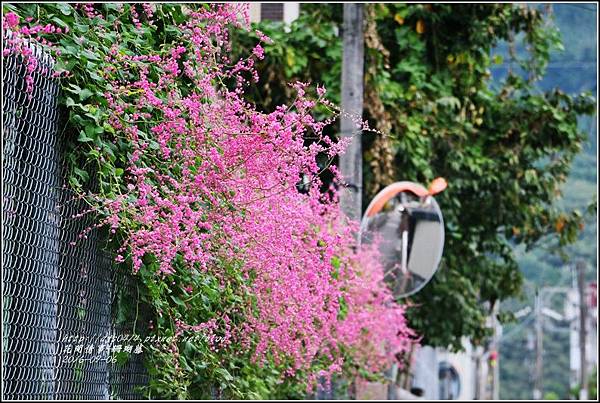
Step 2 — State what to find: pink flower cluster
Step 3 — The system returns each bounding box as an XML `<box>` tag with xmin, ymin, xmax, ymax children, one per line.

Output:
<box><xmin>2</xmin><ymin>11</ymin><xmax>66</xmax><ymax>94</ymax></box>
<box><xmin>4</xmin><ymin>3</ymin><xmax>418</xmax><ymax>387</ymax></box>
<box><xmin>100</xmin><ymin>3</ymin><xmax>415</xmax><ymax>384</ymax></box>
<box><xmin>74</xmin><ymin>3</ymin><xmax>103</xmax><ymax>20</ymax></box>
<box><xmin>4</xmin><ymin>11</ymin><xmax>19</xmax><ymax>28</ymax></box>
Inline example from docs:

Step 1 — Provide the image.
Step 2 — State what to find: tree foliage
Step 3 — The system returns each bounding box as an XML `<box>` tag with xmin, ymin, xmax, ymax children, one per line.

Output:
<box><xmin>232</xmin><ymin>3</ymin><xmax>596</xmax><ymax>350</ymax></box>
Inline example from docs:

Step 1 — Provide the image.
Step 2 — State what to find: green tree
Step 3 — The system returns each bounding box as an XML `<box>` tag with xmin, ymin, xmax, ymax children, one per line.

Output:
<box><xmin>233</xmin><ymin>3</ymin><xmax>596</xmax><ymax>351</ymax></box>
<box><xmin>498</xmin><ymin>4</ymin><xmax>596</xmax><ymax>399</ymax></box>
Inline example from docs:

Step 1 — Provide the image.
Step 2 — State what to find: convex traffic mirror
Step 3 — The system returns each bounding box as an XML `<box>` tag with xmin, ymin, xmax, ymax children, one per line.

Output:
<box><xmin>360</xmin><ymin>178</ymin><xmax>447</xmax><ymax>298</ymax></box>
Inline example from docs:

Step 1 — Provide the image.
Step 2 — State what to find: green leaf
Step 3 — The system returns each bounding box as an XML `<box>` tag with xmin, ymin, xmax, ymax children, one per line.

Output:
<box><xmin>114</xmin><ymin>351</ymin><xmax>130</xmax><ymax>366</ymax></box>
<box><xmin>84</xmin><ymin>124</ymin><xmax>98</xmax><ymax>138</ymax></box>
<box><xmin>69</xmin><ymin>176</ymin><xmax>81</xmax><ymax>189</ymax></box>
<box><xmin>56</xmin><ymin>3</ymin><xmax>72</xmax><ymax>15</ymax></box>
<box><xmin>79</xmin><ymin>88</ymin><xmax>94</xmax><ymax>101</ymax></box>
<box><xmin>77</xmin><ymin>130</ymin><xmax>94</xmax><ymax>142</ymax></box>
<box><xmin>74</xmin><ymin>23</ymin><xmax>89</xmax><ymax>33</ymax></box>
<box><xmin>73</xmin><ymin>167</ymin><xmax>89</xmax><ymax>182</ymax></box>
<box><xmin>89</xmin><ymin>71</ymin><xmax>104</xmax><ymax>82</ymax></box>
<box><xmin>51</xmin><ymin>16</ymin><xmax>70</xmax><ymax>29</ymax></box>
<box><xmin>215</xmin><ymin>368</ymin><xmax>234</xmax><ymax>382</ymax></box>
<box><xmin>82</xmin><ymin>49</ymin><xmax>101</xmax><ymax>61</ymax></box>
<box><xmin>170</xmin><ymin>295</ymin><xmax>186</xmax><ymax>308</ymax></box>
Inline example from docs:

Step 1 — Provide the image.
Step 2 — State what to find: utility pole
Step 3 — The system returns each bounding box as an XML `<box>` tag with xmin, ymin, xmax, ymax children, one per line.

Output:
<box><xmin>474</xmin><ymin>347</ymin><xmax>482</xmax><ymax>400</ymax></box>
<box><xmin>491</xmin><ymin>303</ymin><xmax>500</xmax><ymax>400</ymax></box>
<box><xmin>339</xmin><ymin>3</ymin><xmax>364</xmax><ymax>223</ymax></box>
<box><xmin>577</xmin><ymin>260</ymin><xmax>588</xmax><ymax>400</ymax></box>
<box><xmin>533</xmin><ymin>289</ymin><xmax>543</xmax><ymax>400</ymax></box>
<box><xmin>339</xmin><ymin>4</ymin><xmax>364</xmax><ymax>400</ymax></box>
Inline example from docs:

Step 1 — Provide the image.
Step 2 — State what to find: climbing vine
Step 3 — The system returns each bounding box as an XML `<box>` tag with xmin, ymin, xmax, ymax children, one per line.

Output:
<box><xmin>3</xmin><ymin>3</ymin><xmax>416</xmax><ymax>399</ymax></box>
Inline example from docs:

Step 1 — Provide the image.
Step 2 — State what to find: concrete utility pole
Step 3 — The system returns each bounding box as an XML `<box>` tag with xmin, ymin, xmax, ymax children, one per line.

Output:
<box><xmin>474</xmin><ymin>346</ymin><xmax>483</xmax><ymax>400</ymax></box>
<box><xmin>528</xmin><ymin>285</ymin><xmax>571</xmax><ymax>400</ymax></box>
<box><xmin>533</xmin><ymin>290</ymin><xmax>543</xmax><ymax>400</ymax></box>
<box><xmin>491</xmin><ymin>303</ymin><xmax>500</xmax><ymax>400</ymax></box>
<box><xmin>338</xmin><ymin>4</ymin><xmax>365</xmax><ymax>400</ymax></box>
<box><xmin>576</xmin><ymin>260</ymin><xmax>588</xmax><ymax>400</ymax></box>
<box><xmin>339</xmin><ymin>3</ymin><xmax>364</xmax><ymax>223</ymax></box>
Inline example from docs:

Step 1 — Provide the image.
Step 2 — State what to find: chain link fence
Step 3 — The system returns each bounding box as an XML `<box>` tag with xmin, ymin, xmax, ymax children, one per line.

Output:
<box><xmin>2</xmin><ymin>35</ymin><xmax>147</xmax><ymax>400</ymax></box>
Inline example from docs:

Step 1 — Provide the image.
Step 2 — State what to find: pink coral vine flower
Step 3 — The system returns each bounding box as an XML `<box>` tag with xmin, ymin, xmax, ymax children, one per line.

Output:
<box><xmin>2</xmin><ymin>3</ymin><xmax>418</xmax><ymax>389</ymax></box>
<box><xmin>316</xmin><ymin>85</ymin><xmax>327</xmax><ymax>98</ymax></box>
<box><xmin>2</xmin><ymin>10</ymin><xmax>64</xmax><ymax>96</ymax></box>
<box><xmin>4</xmin><ymin>12</ymin><xmax>19</xmax><ymax>28</ymax></box>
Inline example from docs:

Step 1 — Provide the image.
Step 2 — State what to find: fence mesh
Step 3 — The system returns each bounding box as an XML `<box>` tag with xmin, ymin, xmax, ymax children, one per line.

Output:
<box><xmin>2</xmin><ymin>36</ymin><xmax>147</xmax><ymax>400</ymax></box>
